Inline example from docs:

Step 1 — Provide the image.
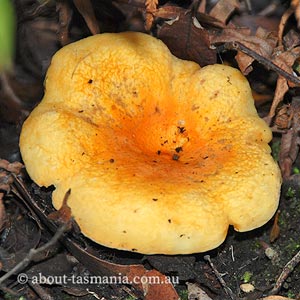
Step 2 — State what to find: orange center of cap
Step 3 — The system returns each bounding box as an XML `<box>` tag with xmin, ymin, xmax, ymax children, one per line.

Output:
<box><xmin>87</xmin><ymin>96</ymin><xmax>236</xmax><ymax>185</ymax></box>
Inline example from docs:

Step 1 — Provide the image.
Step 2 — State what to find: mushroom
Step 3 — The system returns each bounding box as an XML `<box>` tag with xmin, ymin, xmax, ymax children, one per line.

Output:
<box><xmin>19</xmin><ymin>32</ymin><xmax>281</xmax><ymax>254</ymax></box>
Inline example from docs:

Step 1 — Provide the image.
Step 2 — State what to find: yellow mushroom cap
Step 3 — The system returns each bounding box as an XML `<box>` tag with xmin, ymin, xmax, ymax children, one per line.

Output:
<box><xmin>19</xmin><ymin>32</ymin><xmax>281</xmax><ymax>254</ymax></box>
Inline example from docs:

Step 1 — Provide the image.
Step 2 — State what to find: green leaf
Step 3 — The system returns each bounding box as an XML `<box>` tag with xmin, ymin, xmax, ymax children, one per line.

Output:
<box><xmin>0</xmin><ymin>0</ymin><xmax>15</xmax><ymax>71</ymax></box>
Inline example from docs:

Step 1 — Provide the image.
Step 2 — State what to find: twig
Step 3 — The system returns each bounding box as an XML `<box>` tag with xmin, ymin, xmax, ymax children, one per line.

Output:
<box><xmin>0</xmin><ymin>222</ymin><xmax>70</xmax><ymax>286</ymax></box>
<box><xmin>224</xmin><ymin>42</ymin><xmax>300</xmax><ymax>85</ymax></box>
<box><xmin>204</xmin><ymin>255</ymin><xmax>236</xmax><ymax>300</ymax></box>
<box><xmin>269</xmin><ymin>249</ymin><xmax>300</xmax><ymax>295</ymax></box>
<box><xmin>28</xmin><ymin>282</ymin><xmax>55</xmax><ymax>300</ymax></box>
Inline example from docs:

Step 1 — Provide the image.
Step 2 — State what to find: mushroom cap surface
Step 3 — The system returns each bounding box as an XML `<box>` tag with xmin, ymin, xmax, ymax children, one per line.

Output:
<box><xmin>19</xmin><ymin>32</ymin><xmax>281</xmax><ymax>254</ymax></box>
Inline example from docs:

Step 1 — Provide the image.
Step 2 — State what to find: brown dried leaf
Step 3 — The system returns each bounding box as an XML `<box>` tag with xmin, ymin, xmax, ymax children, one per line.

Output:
<box><xmin>209</xmin><ymin>0</ymin><xmax>239</xmax><ymax>24</ymax></box>
<box><xmin>269</xmin><ymin>47</ymin><xmax>300</xmax><ymax>116</ymax></box>
<box><xmin>0</xmin><ymin>159</ymin><xmax>23</xmax><ymax>174</ymax></box>
<box><xmin>270</xmin><ymin>211</ymin><xmax>280</xmax><ymax>243</ymax></box>
<box><xmin>235</xmin><ymin>27</ymin><xmax>277</xmax><ymax>74</ymax></box>
<box><xmin>154</xmin><ymin>5</ymin><xmax>185</xmax><ymax>19</ymax></box>
<box><xmin>145</xmin><ymin>0</ymin><xmax>158</xmax><ymax>12</ymax></box>
<box><xmin>0</xmin><ymin>160</ymin><xmax>23</xmax><ymax>231</ymax></box>
<box><xmin>145</xmin><ymin>0</ymin><xmax>158</xmax><ymax>31</ymax></box>
<box><xmin>269</xmin><ymin>77</ymin><xmax>289</xmax><ymax>119</ymax></box>
<box><xmin>278</xmin><ymin>7</ymin><xmax>294</xmax><ymax>46</ymax></box>
<box><xmin>233</xmin><ymin>15</ymin><xmax>280</xmax><ymax>34</ymax></box>
<box><xmin>48</xmin><ymin>189</ymin><xmax>72</xmax><ymax>225</ymax></box>
<box><xmin>154</xmin><ymin>5</ymin><xmax>225</xmax><ymax>28</ymax></box>
<box><xmin>272</xmin><ymin>46</ymin><xmax>300</xmax><ymax>81</ymax></box>
<box><xmin>283</xmin><ymin>29</ymin><xmax>300</xmax><ymax>49</ymax></box>
<box><xmin>196</xmin><ymin>11</ymin><xmax>227</xmax><ymax>28</ymax></box>
<box><xmin>157</xmin><ymin>9</ymin><xmax>216</xmax><ymax>66</ymax></box>
<box><xmin>0</xmin><ymin>172</ymin><xmax>14</xmax><ymax>192</ymax></box>
<box><xmin>210</xmin><ymin>28</ymin><xmax>277</xmax><ymax>63</ymax></box>
<box><xmin>197</xmin><ymin>0</ymin><xmax>206</xmax><ymax>14</ymax></box>
<box><xmin>278</xmin><ymin>98</ymin><xmax>300</xmax><ymax>178</ymax></box>
<box><xmin>187</xmin><ymin>282</ymin><xmax>213</xmax><ymax>300</ymax></box>
<box><xmin>0</xmin><ymin>160</ymin><xmax>23</xmax><ymax>193</ymax></box>
<box><xmin>259</xmin><ymin>295</ymin><xmax>297</xmax><ymax>300</ymax></box>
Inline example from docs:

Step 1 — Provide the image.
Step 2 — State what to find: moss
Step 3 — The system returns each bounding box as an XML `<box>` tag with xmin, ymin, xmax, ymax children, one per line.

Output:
<box><xmin>285</xmin><ymin>187</ymin><xmax>297</xmax><ymax>198</ymax></box>
<box><xmin>123</xmin><ymin>296</ymin><xmax>137</xmax><ymax>300</ymax></box>
<box><xmin>287</xmin><ymin>291</ymin><xmax>296</xmax><ymax>298</ymax></box>
<box><xmin>285</xmin><ymin>238</ymin><xmax>300</xmax><ymax>253</ymax></box>
<box><xmin>241</xmin><ymin>271</ymin><xmax>253</xmax><ymax>283</ymax></box>
<box><xmin>178</xmin><ymin>289</ymin><xmax>189</xmax><ymax>300</ymax></box>
<box><xmin>278</xmin><ymin>214</ymin><xmax>286</xmax><ymax>226</ymax></box>
<box><xmin>253</xmin><ymin>240</ymin><xmax>262</xmax><ymax>249</ymax></box>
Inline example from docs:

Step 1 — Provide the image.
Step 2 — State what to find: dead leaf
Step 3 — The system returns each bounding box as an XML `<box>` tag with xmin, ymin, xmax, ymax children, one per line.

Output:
<box><xmin>283</xmin><ymin>29</ymin><xmax>300</xmax><ymax>50</ymax></box>
<box><xmin>157</xmin><ymin>8</ymin><xmax>216</xmax><ymax>66</ymax></box>
<box><xmin>0</xmin><ymin>159</ymin><xmax>23</xmax><ymax>175</ymax></box>
<box><xmin>269</xmin><ymin>77</ymin><xmax>289</xmax><ymax>119</ymax></box>
<box><xmin>154</xmin><ymin>4</ymin><xmax>224</xmax><ymax>28</ymax></box>
<box><xmin>0</xmin><ymin>160</ymin><xmax>24</xmax><ymax>229</ymax></box>
<box><xmin>278</xmin><ymin>97</ymin><xmax>300</xmax><ymax>179</ymax></box>
<box><xmin>269</xmin><ymin>47</ymin><xmax>300</xmax><ymax>117</ymax></box>
<box><xmin>210</xmin><ymin>27</ymin><xmax>277</xmax><ymax>67</ymax></box>
<box><xmin>153</xmin><ymin>5</ymin><xmax>183</xmax><ymax>20</ymax></box>
<box><xmin>209</xmin><ymin>0</ymin><xmax>239</xmax><ymax>24</ymax></box>
<box><xmin>233</xmin><ymin>14</ymin><xmax>279</xmax><ymax>34</ymax></box>
<box><xmin>187</xmin><ymin>282</ymin><xmax>213</xmax><ymax>300</ymax></box>
<box><xmin>278</xmin><ymin>6</ymin><xmax>294</xmax><ymax>46</ymax></box>
<box><xmin>197</xmin><ymin>0</ymin><xmax>206</xmax><ymax>14</ymax></box>
<box><xmin>235</xmin><ymin>27</ymin><xmax>277</xmax><ymax>74</ymax></box>
<box><xmin>259</xmin><ymin>296</ymin><xmax>296</xmax><ymax>300</ymax></box>
<box><xmin>145</xmin><ymin>0</ymin><xmax>158</xmax><ymax>31</ymax></box>
<box><xmin>270</xmin><ymin>211</ymin><xmax>280</xmax><ymax>243</ymax></box>
<box><xmin>48</xmin><ymin>189</ymin><xmax>72</xmax><ymax>226</ymax></box>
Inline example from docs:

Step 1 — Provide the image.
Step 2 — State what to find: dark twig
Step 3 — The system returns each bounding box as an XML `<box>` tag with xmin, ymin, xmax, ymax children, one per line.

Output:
<box><xmin>0</xmin><ymin>222</ymin><xmax>70</xmax><ymax>286</ymax></box>
<box><xmin>224</xmin><ymin>42</ymin><xmax>300</xmax><ymax>85</ymax></box>
<box><xmin>204</xmin><ymin>255</ymin><xmax>236</xmax><ymax>300</ymax></box>
<box><xmin>28</xmin><ymin>282</ymin><xmax>55</xmax><ymax>300</ymax></box>
<box><xmin>269</xmin><ymin>249</ymin><xmax>300</xmax><ymax>295</ymax></box>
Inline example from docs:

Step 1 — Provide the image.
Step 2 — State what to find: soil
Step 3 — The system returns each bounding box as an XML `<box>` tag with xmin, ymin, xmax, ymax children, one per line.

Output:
<box><xmin>1</xmin><ymin>1</ymin><xmax>300</xmax><ymax>300</ymax></box>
